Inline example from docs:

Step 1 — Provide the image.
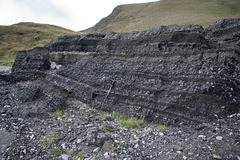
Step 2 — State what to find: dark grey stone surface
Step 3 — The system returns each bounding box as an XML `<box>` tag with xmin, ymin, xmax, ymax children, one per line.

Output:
<box><xmin>2</xmin><ymin>18</ymin><xmax>240</xmax><ymax>126</ymax></box>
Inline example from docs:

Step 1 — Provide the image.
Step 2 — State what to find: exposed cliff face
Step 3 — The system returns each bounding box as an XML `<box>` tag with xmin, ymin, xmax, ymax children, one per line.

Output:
<box><xmin>2</xmin><ymin>18</ymin><xmax>240</xmax><ymax>126</ymax></box>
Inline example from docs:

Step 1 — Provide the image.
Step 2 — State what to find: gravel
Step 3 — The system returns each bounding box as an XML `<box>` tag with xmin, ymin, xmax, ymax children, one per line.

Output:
<box><xmin>1</xmin><ymin>98</ymin><xmax>239</xmax><ymax>160</ymax></box>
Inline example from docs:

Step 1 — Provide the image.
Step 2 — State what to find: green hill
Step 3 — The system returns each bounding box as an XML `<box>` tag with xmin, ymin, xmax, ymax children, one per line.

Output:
<box><xmin>0</xmin><ymin>22</ymin><xmax>78</xmax><ymax>66</ymax></box>
<box><xmin>85</xmin><ymin>0</ymin><xmax>240</xmax><ymax>33</ymax></box>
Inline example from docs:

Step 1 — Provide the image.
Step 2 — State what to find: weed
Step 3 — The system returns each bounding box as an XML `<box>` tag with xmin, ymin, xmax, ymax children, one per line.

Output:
<box><xmin>75</xmin><ymin>151</ymin><xmax>87</xmax><ymax>159</ymax></box>
<box><xmin>95</xmin><ymin>114</ymin><xmax>107</xmax><ymax>120</ymax></box>
<box><xmin>218</xmin><ymin>40</ymin><xmax>224</xmax><ymax>44</ymax></box>
<box><xmin>50</xmin><ymin>149</ymin><xmax>61</xmax><ymax>156</ymax></box>
<box><xmin>60</xmin><ymin>120</ymin><xmax>69</xmax><ymax>124</ymax></box>
<box><xmin>120</xmin><ymin>52</ymin><xmax>126</xmax><ymax>55</ymax></box>
<box><xmin>112</xmin><ymin>111</ymin><xmax>119</xmax><ymax>120</ymax></box>
<box><xmin>66</xmin><ymin>149</ymin><xmax>74</xmax><ymax>155</ymax></box>
<box><xmin>118</xmin><ymin>118</ymin><xmax>144</xmax><ymax>129</ymax></box>
<box><xmin>78</xmin><ymin>120</ymin><xmax>83</xmax><ymax>124</ymax></box>
<box><xmin>40</xmin><ymin>132</ymin><xmax>59</xmax><ymax>147</ymax></box>
<box><xmin>119</xmin><ymin>114</ymin><xmax>128</xmax><ymax>121</ymax></box>
<box><xmin>131</xmin><ymin>132</ymin><xmax>136</xmax><ymax>136</ymax></box>
<box><xmin>55</xmin><ymin>109</ymin><xmax>62</xmax><ymax>116</ymax></box>
<box><xmin>158</xmin><ymin>124</ymin><xmax>167</xmax><ymax>130</ymax></box>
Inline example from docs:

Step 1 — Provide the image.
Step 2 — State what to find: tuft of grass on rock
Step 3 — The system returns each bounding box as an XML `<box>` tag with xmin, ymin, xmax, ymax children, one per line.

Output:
<box><xmin>112</xmin><ymin>111</ymin><xmax>119</xmax><ymax>120</ymax></box>
<box><xmin>118</xmin><ymin>118</ymin><xmax>144</xmax><ymax>129</ymax></box>
<box><xmin>40</xmin><ymin>132</ymin><xmax>59</xmax><ymax>147</ymax></box>
<box><xmin>50</xmin><ymin>149</ymin><xmax>61</xmax><ymax>156</ymax></box>
<box><xmin>119</xmin><ymin>114</ymin><xmax>128</xmax><ymax>121</ymax></box>
<box><xmin>60</xmin><ymin>120</ymin><xmax>69</xmax><ymax>124</ymax></box>
<box><xmin>55</xmin><ymin>109</ymin><xmax>62</xmax><ymax>116</ymax></box>
<box><xmin>66</xmin><ymin>149</ymin><xmax>75</xmax><ymax>155</ymax></box>
<box><xmin>158</xmin><ymin>124</ymin><xmax>167</xmax><ymax>130</ymax></box>
<box><xmin>73</xmin><ymin>151</ymin><xmax>87</xmax><ymax>160</ymax></box>
<box><xmin>95</xmin><ymin>114</ymin><xmax>107</xmax><ymax>120</ymax></box>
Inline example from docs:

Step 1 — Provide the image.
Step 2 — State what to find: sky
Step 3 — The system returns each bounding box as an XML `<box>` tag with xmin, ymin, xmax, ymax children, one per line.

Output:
<box><xmin>0</xmin><ymin>0</ymin><xmax>158</xmax><ymax>31</ymax></box>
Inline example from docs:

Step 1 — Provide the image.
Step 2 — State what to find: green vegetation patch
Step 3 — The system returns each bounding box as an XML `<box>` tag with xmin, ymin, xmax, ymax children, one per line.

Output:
<box><xmin>118</xmin><ymin>118</ymin><xmax>144</xmax><ymax>129</ymax></box>
<box><xmin>55</xmin><ymin>109</ymin><xmax>62</xmax><ymax>116</ymax></box>
<box><xmin>0</xmin><ymin>22</ymin><xmax>78</xmax><ymax>66</ymax></box>
<box><xmin>112</xmin><ymin>111</ymin><xmax>119</xmax><ymax>120</ymax></box>
<box><xmin>50</xmin><ymin>149</ymin><xmax>62</xmax><ymax>156</ymax></box>
<box><xmin>0</xmin><ymin>58</ymin><xmax>14</xmax><ymax>67</ymax></box>
<box><xmin>60</xmin><ymin>120</ymin><xmax>69</xmax><ymax>124</ymax></box>
<box><xmin>73</xmin><ymin>151</ymin><xmax>87</xmax><ymax>160</ymax></box>
<box><xmin>66</xmin><ymin>149</ymin><xmax>75</xmax><ymax>156</ymax></box>
<box><xmin>157</xmin><ymin>124</ymin><xmax>167</xmax><ymax>130</ymax></box>
<box><xmin>95</xmin><ymin>114</ymin><xmax>107</xmax><ymax>120</ymax></box>
<box><xmin>40</xmin><ymin>132</ymin><xmax>59</xmax><ymax>147</ymax></box>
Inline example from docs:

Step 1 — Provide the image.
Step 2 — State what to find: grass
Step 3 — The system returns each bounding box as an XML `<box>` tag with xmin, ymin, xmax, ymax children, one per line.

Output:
<box><xmin>73</xmin><ymin>151</ymin><xmax>87</xmax><ymax>160</ymax></box>
<box><xmin>50</xmin><ymin>149</ymin><xmax>62</xmax><ymax>156</ymax></box>
<box><xmin>95</xmin><ymin>114</ymin><xmax>107</xmax><ymax>120</ymax></box>
<box><xmin>0</xmin><ymin>22</ymin><xmax>78</xmax><ymax>66</ymax></box>
<box><xmin>0</xmin><ymin>58</ymin><xmax>14</xmax><ymax>67</ymax></box>
<box><xmin>112</xmin><ymin>111</ymin><xmax>119</xmax><ymax>120</ymax></box>
<box><xmin>55</xmin><ymin>109</ymin><xmax>62</xmax><ymax>116</ymax></box>
<box><xmin>118</xmin><ymin>118</ymin><xmax>144</xmax><ymax>129</ymax></box>
<box><xmin>118</xmin><ymin>113</ymin><xmax>144</xmax><ymax>129</ymax></box>
<box><xmin>60</xmin><ymin>120</ymin><xmax>69</xmax><ymax>124</ymax></box>
<box><xmin>66</xmin><ymin>150</ymin><xmax>75</xmax><ymax>156</ymax></box>
<box><xmin>119</xmin><ymin>114</ymin><xmax>129</xmax><ymax>121</ymax></box>
<box><xmin>40</xmin><ymin>132</ymin><xmax>59</xmax><ymax>147</ymax></box>
<box><xmin>157</xmin><ymin>124</ymin><xmax>168</xmax><ymax>130</ymax></box>
<box><xmin>86</xmin><ymin>0</ymin><xmax>240</xmax><ymax>33</ymax></box>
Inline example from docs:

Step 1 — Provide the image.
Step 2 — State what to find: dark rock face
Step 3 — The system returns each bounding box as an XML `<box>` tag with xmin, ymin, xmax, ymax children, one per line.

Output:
<box><xmin>3</xmin><ymin>18</ymin><xmax>240</xmax><ymax>125</ymax></box>
<box><xmin>12</xmin><ymin>47</ymin><xmax>50</xmax><ymax>72</ymax></box>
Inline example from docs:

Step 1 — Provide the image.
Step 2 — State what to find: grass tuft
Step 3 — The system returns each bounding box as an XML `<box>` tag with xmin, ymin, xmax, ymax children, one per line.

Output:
<box><xmin>50</xmin><ymin>149</ymin><xmax>61</xmax><ymax>156</ymax></box>
<box><xmin>118</xmin><ymin>118</ymin><xmax>144</xmax><ymax>129</ymax></box>
<box><xmin>158</xmin><ymin>124</ymin><xmax>167</xmax><ymax>130</ymax></box>
<box><xmin>95</xmin><ymin>114</ymin><xmax>107</xmax><ymax>120</ymax></box>
<box><xmin>55</xmin><ymin>109</ymin><xmax>62</xmax><ymax>116</ymax></box>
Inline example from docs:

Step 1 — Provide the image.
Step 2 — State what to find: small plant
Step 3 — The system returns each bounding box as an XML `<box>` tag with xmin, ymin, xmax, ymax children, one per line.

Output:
<box><xmin>112</xmin><ymin>111</ymin><xmax>119</xmax><ymax>119</ymax></box>
<box><xmin>55</xmin><ymin>109</ymin><xmax>62</xmax><ymax>116</ymax></box>
<box><xmin>118</xmin><ymin>140</ymin><xmax>125</xmax><ymax>147</ymax></box>
<box><xmin>218</xmin><ymin>39</ymin><xmax>224</xmax><ymax>44</ymax></box>
<box><xmin>95</xmin><ymin>114</ymin><xmax>107</xmax><ymax>120</ymax></box>
<box><xmin>60</xmin><ymin>120</ymin><xmax>69</xmax><ymax>124</ymax></box>
<box><xmin>66</xmin><ymin>149</ymin><xmax>75</xmax><ymax>155</ymax></box>
<box><xmin>118</xmin><ymin>118</ymin><xmax>144</xmax><ymax>129</ymax></box>
<box><xmin>78</xmin><ymin>120</ymin><xmax>83</xmax><ymax>124</ymax></box>
<box><xmin>119</xmin><ymin>114</ymin><xmax>128</xmax><ymax>121</ymax></box>
<box><xmin>74</xmin><ymin>151</ymin><xmax>87</xmax><ymax>159</ymax></box>
<box><xmin>50</xmin><ymin>149</ymin><xmax>61</xmax><ymax>156</ymax></box>
<box><xmin>120</xmin><ymin>52</ymin><xmax>126</xmax><ymax>55</ymax></box>
<box><xmin>131</xmin><ymin>132</ymin><xmax>136</xmax><ymax>136</ymax></box>
<box><xmin>40</xmin><ymin>132</ymin><xmax>59</xmax><ymax>147</ymax></box>
<box><xmin>158</xmin><ymin>124</ymin><xmax>167</xmax><ymax>130</ymax></box>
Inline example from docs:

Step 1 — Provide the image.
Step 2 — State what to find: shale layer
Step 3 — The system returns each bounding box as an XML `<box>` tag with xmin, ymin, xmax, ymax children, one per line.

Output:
<box><xmin>2</xmin><ymin>18</ymin><xmax>240</xmax><ymax>126</ymax></box>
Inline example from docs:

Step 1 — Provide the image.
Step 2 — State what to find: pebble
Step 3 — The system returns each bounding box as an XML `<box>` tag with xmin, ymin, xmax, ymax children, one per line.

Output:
<box><xmin>216</xmin><ymin>136</ymin><xmax>223</xmax><ymax>141</ymax></box>
<box><xmin>61</xmin><ymin>154</ymin><xmax>69</xmax><ymax>160</ymax></box>
<box><xmin>93</xmin><ymin>147</ymin><xmax>100</xmax><ymax>153</ymax></box>
<box><xmin>198</xmin><ymin>135</ymin><xmax>206</xmax><ymax>138</ymax></box>
<box><xmin>77</xmin><ymin>139</ymin><xmax>82</xmax><ymax>144</ymax></box>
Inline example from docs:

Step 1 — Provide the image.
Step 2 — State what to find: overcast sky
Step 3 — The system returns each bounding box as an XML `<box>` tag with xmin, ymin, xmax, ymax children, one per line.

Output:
<box><xmin>0</xmin><ymin>0</ymin><xmax>158</xmax><ymax>31</ymax></box>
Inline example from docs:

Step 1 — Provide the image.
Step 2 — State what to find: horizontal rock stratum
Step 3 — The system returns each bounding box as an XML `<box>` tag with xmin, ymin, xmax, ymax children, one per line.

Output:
<box><xmin>1</xmin><ymin>18</ymin><xmax>240</xmax><ymax>126</ymax></box>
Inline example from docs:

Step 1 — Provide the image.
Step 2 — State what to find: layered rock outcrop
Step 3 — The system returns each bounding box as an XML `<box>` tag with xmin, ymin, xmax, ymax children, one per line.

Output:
<box><xmin>2</xmin><ymin>18</ymin><xmax>240</xmax><ymax>125</ymax></box>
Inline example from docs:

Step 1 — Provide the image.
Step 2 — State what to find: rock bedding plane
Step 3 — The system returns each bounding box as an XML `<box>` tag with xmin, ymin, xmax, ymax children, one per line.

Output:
<box><xmin>0</xmin><ymin>18</ymin><xmax>240</xmax><ymax>159</ymax></box>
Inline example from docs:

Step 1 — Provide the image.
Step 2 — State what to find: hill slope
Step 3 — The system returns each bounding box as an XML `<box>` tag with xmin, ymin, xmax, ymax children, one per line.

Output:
<box><xmin>0</xmin><ymin>22</ymin><xmax>78</xmax><ymax>66</ymax></box>
<box><xmin>86</xmin><ymin>0</ymin><xmax>240</xmax><ymax>33</ymax></box>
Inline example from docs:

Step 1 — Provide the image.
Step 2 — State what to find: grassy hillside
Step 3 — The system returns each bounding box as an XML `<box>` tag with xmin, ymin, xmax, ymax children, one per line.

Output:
<box><xmin>86</xmin><ymin>0</ymin><xmax>240</xmax><ymax>33</ymax></box>
<box><xmin>0</xmin><ymin>22</ymin><xmax>78</xmax><ymax>66</ymax></box>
